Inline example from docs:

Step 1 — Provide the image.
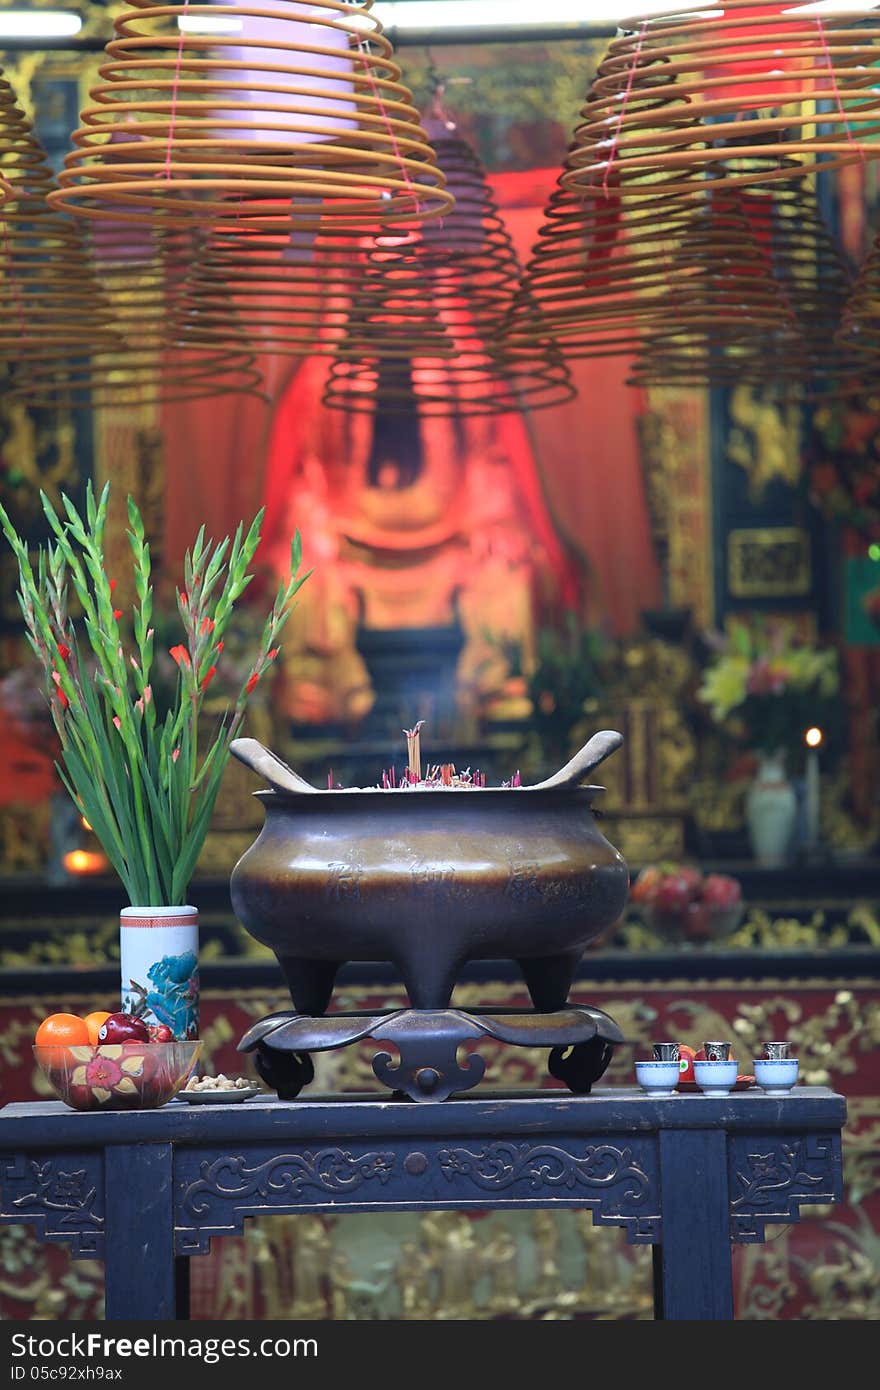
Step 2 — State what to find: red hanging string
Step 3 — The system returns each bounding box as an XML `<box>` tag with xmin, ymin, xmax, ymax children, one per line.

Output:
<box><xmin>354</xmin><ymin>36</ymin><xmax>418</xmax><ymax>216</ymax></box>
<box><xmin>815</xmin><ymin>16</ymin><xmax>864</xmax><ymax>165</ymax></box>
<box><xmin>602</xmin><ymin>20</ymin><xmax>647</xmax><ymax>198</ymax></box>
<box><xmin>164</xmin><ymin>0</ymin><xmax>191</xmax><ymax>181</ymax></box>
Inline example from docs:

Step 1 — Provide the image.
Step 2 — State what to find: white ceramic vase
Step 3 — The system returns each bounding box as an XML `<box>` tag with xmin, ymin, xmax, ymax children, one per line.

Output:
<box><xmin>119</xmin><ymin>905</ymin><xmax>199</xmax><ymax>1039</ymax></box>
<box><xmin>745</xmin><ymin>752</ymin><xmax>797</xmax><ymax>867</ymax></box>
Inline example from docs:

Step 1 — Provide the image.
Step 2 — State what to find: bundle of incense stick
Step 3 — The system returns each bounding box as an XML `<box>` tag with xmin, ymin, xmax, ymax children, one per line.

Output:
<box><xmin>403</xmin><ymin>721</ymin><xmax>424</xmax><ymax>781</ymax></box>
<box><xmin>380</xmin><ymin>764</ymin><xmax>490</xmax><ymax>790</ymax></box>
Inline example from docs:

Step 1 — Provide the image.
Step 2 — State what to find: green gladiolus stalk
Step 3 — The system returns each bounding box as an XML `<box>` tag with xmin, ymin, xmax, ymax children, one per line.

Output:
<box><xmin>0</xmin><ymin>481</ymin><xmax>309</xmax><ymax>906</ymax></box>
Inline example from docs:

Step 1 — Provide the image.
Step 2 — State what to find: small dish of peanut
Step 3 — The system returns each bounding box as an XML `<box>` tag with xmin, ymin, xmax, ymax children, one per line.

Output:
<box><xmin>180</xmin><ymin>1073</ymin><xmax>262</xmax><ymax>1103</ymax></box>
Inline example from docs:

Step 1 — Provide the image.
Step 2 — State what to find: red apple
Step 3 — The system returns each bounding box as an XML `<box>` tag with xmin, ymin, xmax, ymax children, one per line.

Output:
<box><xmin>147</xmin><ymin>1024</ymin><xmax>174</xmax><ymax>1043</ymax></box>
<box><xmin>702</xmin><ymin>873</ymin><xmax>742</xmax><ymax>908</ymax></box>
<box><xmin>654</xmin><ymin>875</ymin><xmax>694</xmax><ymax>913</ymax></box>
<box><xmin>684</xmin><ymin>901</ymin><xmax>711</xmax><ymax>941</ymax></box>
<box><xmin>676</xmin><ymin>866</ymin><xmax>704</xmax><ymax>901</ymax></box>
<box><xmin>97</xmin><ymin>1013</ymin><xmax>150</xmax><ymax>1044</ymax></box>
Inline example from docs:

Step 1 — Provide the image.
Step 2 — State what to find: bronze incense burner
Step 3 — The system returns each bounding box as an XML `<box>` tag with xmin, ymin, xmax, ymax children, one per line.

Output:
<box><xmin>229</xmin><ymin>731</ymin><xmax>629</xmax><ymax>1017</ymax></box>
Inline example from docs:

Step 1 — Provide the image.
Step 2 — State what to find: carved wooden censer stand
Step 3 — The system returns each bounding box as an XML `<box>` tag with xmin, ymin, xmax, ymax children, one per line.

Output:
<box><xmin>229</xmin><ymin>731</ymin><xmax>629</xmax><ymax>1101</ymax></box>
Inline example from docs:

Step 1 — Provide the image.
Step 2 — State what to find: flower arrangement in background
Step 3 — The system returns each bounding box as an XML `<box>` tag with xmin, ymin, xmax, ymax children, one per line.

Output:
<box><xmin>808</xmin><ymin>392</ymin><xmax>880</xmax><ymax>541</ymax></box>
<box><xmin>697</xmin><ymin>617</ymin><xmax>840</xmax><ymax>761</ymax></box>
<box><xmin>0</xmin><ymin>481</ymin><xmax>309</xmax><ymax>906</ymax></box>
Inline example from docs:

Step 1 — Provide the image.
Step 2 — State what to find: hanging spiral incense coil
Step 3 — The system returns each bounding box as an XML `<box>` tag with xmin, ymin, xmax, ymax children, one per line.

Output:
<box><xmin>629</xmin><ymin>168</ymin><xmax>853</xmax><ymax>388</ymax></box>
<box><xmin>0</xmin><ymin>70</ymin><xmax>260</xmax><ymax>405</ymax></box>
<box><xmin>324</xmin><ymin>123</ymin><xmax>574</xmax><ymax>414</ymax></box>
<box><xmin>177</xmin><ymin>212</ymin><xmax>362</xmax><ymax>357</ymax></box>
<box><xmin>321</xmin><ymin>230</ymin><xmax>456</xmax><ymax>357</ymax></box>
<box><xmin>503</xmin><ymin>161</ymin><xmax>807</xmax><ymax>375</ymax></box>
<box><xmin>48</xmin><ymin>1</ymin><xmax>452</xmax><ymax>231</ymax></box>
<box><xmin>832</xmin><ymin>229</ymin><xmax>880</xmax><ymax>384</ymax></box>
<box><xmin>502</xmin><ymin>177</ymin><xmax>713</xmax><ymax>362</ymax></box>
<box><xmin>626</xmin><ymin>185</ymin><xmax>811</xmax><ymax>385</ymax></box>
<box><xmin>8</xmin><ymin>217</ymin><xmax>263</xmax><ymax>406</ymax></box>
<box><xmin>0</xmin><ymin>73</ymin><xmax>123</xmax><ymax>378</ymax></box>
<box><xmin>17</xmin><ymin>222</ymin><xmax>264</xmax><ymax>406</ymax></box>
<box><xmin>566</xmin><ymin>1</ymin><xmax>880</xmax><ymax>199</ymax></box>
<box><xmin>733</xmin><ymin>177</ymin><xmax>854</xmax><ymax>383</ymax></box>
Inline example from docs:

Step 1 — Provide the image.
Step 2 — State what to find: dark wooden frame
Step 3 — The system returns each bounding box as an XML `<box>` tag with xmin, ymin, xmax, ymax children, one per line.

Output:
<box><xmin>0</xmin><ymin>1086</ymin><xmax>845</xmax><ymax>1322</ymax></box>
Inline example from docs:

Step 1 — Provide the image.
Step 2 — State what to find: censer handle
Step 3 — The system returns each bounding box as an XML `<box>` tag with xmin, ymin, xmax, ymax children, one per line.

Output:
<box><xmin>230</xmin><ymin>738</ymin><xmax>318</xmax><ymax>794</ymax></box>
<box><xmin>525</xmin><ymin>730</ymin><xmax>623</xmax><ymax>791</ymax></box>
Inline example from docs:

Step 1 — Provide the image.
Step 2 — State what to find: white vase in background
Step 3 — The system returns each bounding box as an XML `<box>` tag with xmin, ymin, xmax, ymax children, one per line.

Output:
<box><xmin>745</xmin><ymin>752</ymin><xmax>798</xmax><ymax>866</ymax></box>
<box><xmin>119</xmin><ymin>906</ymin><xmax>199</xmax><ymax>1039</ymax></box>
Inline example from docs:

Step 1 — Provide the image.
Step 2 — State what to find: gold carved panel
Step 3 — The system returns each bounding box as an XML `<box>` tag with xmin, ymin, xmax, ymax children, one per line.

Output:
<box><xmin>727</xmin><ymin>527</ymin><xmax>812</xmax><ymax>599</ymax></box>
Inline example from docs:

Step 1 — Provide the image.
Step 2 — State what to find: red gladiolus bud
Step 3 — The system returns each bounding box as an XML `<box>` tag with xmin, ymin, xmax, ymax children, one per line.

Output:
<box><xmin>179</xmin><ymin>590</ymin><xmax>188</xmax><ymax>608</ymax></box>
<box><xmin>172</xmin><ymin>748</ymin><xmax>180</xmax><ymax>763</ymax></box>
<box><xmin>267</xmin><ymin>648</ymin><xmax>279</xmax><ymax>661</ymax></box>
<box><xmin>112</xmin><ymin>716</ymin><xmax>121</xmax><ymax>731</ymax></box>
<box><xmin>143</xmin><ymin>685</ymin><xmax>152</xmax><ymax>704</ymax></box>
<box><xmin>200</xmin><ymin>616</ymin><xmax>214</xmax><ymax>634</ymax></box>
<box><xmin>246</xmin><ymin>672</ymin><xmax>259</xmax><ymax>694</ymax></box>
<box><xmin>113</xmin><ymin>609</ymin><xmax>123</xmax><ymax>621</ymax></box>
<box><xmin>216</xmin><ymin>641</ymin><xmax>224</xmax><ymax>653</ymax></box>
<box><xmin>201</xmin><ymin>665</ymin><xmax>217</xmax><ymax>691</ymax></box>
<box><xmin>169</xmin><ymin>645</ymin><xmax>191</xmax><ymax>669</ymax></box>
<box><xmin>57</xmin><ymin>642</ymin><xmax>70</xmax><ymax>662</ymax></box>
<box><xmin>51</xmin><ymin>671</ymin><xmax>68</xmax><ymax>710</ymax></box>
<box><xmin>109</xmin><ymin>578</ymin><xmax>117</xmax><ymax>594</ymax></box>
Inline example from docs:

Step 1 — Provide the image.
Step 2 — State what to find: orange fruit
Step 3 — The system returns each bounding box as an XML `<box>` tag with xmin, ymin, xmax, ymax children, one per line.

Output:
<box><xmin>34</xmin><ymin>1013</ymin><xmax>90</xmax><ymax>1049</ymax></box>
<box><xmin>84</xmin><ymin>1011</ymin><xmax>112</xmax><ymax>1046</ymax></box>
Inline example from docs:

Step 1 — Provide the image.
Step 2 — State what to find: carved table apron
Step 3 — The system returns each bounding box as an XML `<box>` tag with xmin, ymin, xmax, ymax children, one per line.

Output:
<box><xmin>0</xmin><ymin>1087</ymin><xmax>846</xmax><ymax>1322</ymax></box>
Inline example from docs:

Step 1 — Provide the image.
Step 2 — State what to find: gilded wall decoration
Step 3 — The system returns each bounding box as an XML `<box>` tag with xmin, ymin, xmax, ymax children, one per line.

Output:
<box><xmin>726</xmin><ymin>384</ymin><xmax>803</xmax><ymax>500</ymax></box>
<box><xmin>640</xmin><ymin>388</ymin><xmax>713</xmax><ymax>627</ymax></box>
<box><xmin>727</xmin><ymin>527</ymin><xmax>812</xmax><ymax>599</ymax></box>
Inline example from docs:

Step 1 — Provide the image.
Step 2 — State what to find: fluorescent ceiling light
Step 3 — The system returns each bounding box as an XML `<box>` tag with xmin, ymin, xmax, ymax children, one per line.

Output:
<box><xmin>0</xmin><ymin>10</ymin><xmax>82</xmax><ymax>38</ymax></box>
<box><xmin>372</xmin><ymin>0</ymin><xmax>708</xmax><ymax>25</ymax></box>
<box><xmin>177</xmin><ymin>0</ymin><xmax>711</xmax><ymax>35</ymax></box>
<box><xmin>174</xmin><ymin>0</ymin><xmax>880</xmax><ymax>42</ymax></box>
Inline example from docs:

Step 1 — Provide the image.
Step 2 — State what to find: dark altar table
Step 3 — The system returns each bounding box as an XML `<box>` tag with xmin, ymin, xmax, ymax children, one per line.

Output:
<box><xmin>0</xmin><ymin>1087</ymin><xmax>845</xmax><ymax>1322</ymax></box>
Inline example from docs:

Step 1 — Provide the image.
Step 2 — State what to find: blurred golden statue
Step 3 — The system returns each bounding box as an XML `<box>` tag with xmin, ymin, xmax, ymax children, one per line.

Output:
<box><xmin>264</xmin><ymin>357</ymin><xmax>577</xmax><ymax>727</ymax></box>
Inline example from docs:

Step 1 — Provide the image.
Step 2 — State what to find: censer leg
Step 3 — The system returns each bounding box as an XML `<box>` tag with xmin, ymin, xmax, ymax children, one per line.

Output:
<box><xmin>253</xmin><ymin>1044</ymin><xmax>315</xmax><ymax>1100</ymax></box>
<box><xmin>395</xmin><ymin>952</ymin><xmax>463</xmax><ymax>1011</ymax></box>
<box><xmin>548</xmin><ymin>1037</ymin><xmax>615</xmax><ymax>1095</ymax></box>
<box><xmin>517</xmin><ymin>952</ymin><xmax>581</xmax><ymax>1013</ymax></box>
<box><xmin>277</xmin><ymin>957</ymin><xmax>340</xmax><ymax>1016</ymax></box>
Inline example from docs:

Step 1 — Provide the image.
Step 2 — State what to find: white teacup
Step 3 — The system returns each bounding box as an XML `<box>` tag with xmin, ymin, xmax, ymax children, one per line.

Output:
<box><xmin>753</xmin><ymin>1058</ymin><xmax>799</xmax><ymax>1094</ymax></box>
<box><xmin>634</xmin><ymin>1060</ymin><xmax>680</xmax><ymax>1096</ymax></box>
<box><xmin>693</xmin><ymin>1059</ymin><xmax>738</xmax><ymax>1096</ymax></box>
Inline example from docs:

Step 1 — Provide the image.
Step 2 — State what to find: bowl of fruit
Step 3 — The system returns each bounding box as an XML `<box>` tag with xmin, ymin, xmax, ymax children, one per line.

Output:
<box><xmin>629</xmin><ymin>864</ymin><xmax>744</xmax><ymax>943</ymax></box>
<box><xmin>33</xmin><ymin>1011</ymin><xmax>202</xmax><ymax>1111</ymax></box>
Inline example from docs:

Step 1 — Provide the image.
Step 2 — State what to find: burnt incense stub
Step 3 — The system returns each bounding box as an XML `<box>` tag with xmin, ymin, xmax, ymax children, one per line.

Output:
<box><xmin>228</xmin><ymin>731</ymin><xmax>629</xmax><ymax>1016</ymax></box>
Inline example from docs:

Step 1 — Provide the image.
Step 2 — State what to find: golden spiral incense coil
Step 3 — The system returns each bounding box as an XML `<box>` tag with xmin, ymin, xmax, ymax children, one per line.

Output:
<box><xmin>502</xmin><ymin>164</ymin><xmax>809</xmax><ymax>380</ymax></box>
<box><xmin>1</xmin><ymin>69</ymin><xmax>260</xmax><ymax>404</ymax></box>
<box><xmin>48</xmin><ymin>0</ymin><xmax>452</xmax><ymax>231</ymax></box>
<box><xmin>177</xmin><ymin>213</ymin><xmax>362</xmax><ymax>357</ymax></box>
<box><xmin>626</xmin><ymin>186</ymin><xmax>810</xmax><ymax>385</ymax></box>
<box><xmin>565</xmin><ymin>2</ymin><xmax>880</xmax><ymax>198</ymax></box>
<box><xmin>501</xmin><ymin>178</ymin><xmax>708</xmax><ymax>362</ymax></box>
<box><xmin>13</xmin><ymin>222</ymin><xmax>265</xmax><ymax>407</ymax></box>
<box><xmin>833</xmin><ymin>231</ymin><xmax>880</xmax><ymax>381</ymax></box>
<box><xmin>0</xmin><ymin>74</ymin><xmax>122</xmax><ymax>377</ymax></box>
<box><xmin>323</xmin><ymin>124</ymin><xmax>574</xmax><ymax>414</ymax></box>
